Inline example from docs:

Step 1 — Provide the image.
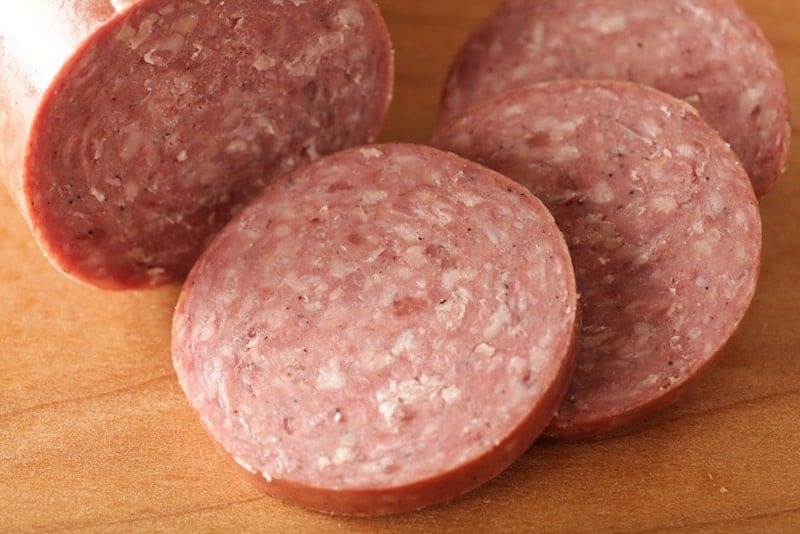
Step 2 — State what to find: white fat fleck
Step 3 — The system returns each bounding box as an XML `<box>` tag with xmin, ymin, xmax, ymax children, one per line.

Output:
<box><xmin>202</xmin><ymin>358</ymin><xmax>229</xmax><ymax>411</ymax></box>
<box><xmin>360</xmin><ymin>147</ymin><xmax>384</xmax><ymax>159</ymax></box>
<box><xmin>507</xmin><ymin>356</ymin><xmax>526</xmax><ymax>375</ymax></box>
<box><xmin>677</xmin><ymin>144</ymin><xmax>695</xmax><ymax>157</ymax></box>
<box><xmin>317</xmin><ymin>456</ymin><xmax>332</xmax><ymax>470</ymax></box>
<box><xmin>734</xmin><ymin>210</ymin><xmax>750</xmax><ymax>229</ymax></box>
<box><xmin>533</xmin><ymin>116</ymin><xmax>585</xmax><ymax>140</ymax></box>
<box><xmin>316</xmin><ymin>360</ymin><xmax>346</xmax><ymax>390</ymax></box>
<box><xmin>483</xmin><ymin>301</ymin><xmax>511</xmax><ymax>339</ymax></box>
<box><xmin>303</xmin><ymin>142</ymin><xmax>319</xmax><ymax>160</ymax></box>
<box><xmin>365</xmin><ymin>247</ymin><xmax>385</xmax><ymax>263</ymax></box>
<box><xmin>473</xmin><ymin>343</ymin><xmax>496</xmax><ymax>357</ymax></box>
<box><xmin>441</xmin><ymin>386</ymin><xmax>461</xmax><ymax>404</ymax></box>
<box><xmin>419</xmin><ymin>203</ymin><xmax>454</xmax><ymax>225</ymax></box>
<box><xmin>335</xmin><ymin>5</ymin><xmax>364</xmax><ymax>29</ymax></box>
<box><xmin>253</xmin><ymin>54</ymin><xmax>276</xmax><ymax>71</ymax></box>
<box><xmin>552</xmin><ymin>145</ymin><xmax>581</xmax><ymax>164</ymax></box>
<box><xmin>442</xmin><ymin>269</ymin><xmax>476</xmax><ymax>292</ymax></box>
<box><xmin>739</xmin><ymin>82</ymin><xmax>765</xmax><ymax>112</ymax></box>
<box><xmin>234</xmin><ymin>457</ymin><xmax>257</xmax><ymax>474</ymax></box>
<box><xmin>684</xmin><ymin>94</ymin><xmax>701</xmax><ymax>104</ymax></box>
<box><xmin>378</xmin><ymin>398</ymin><xmax>397</xmax><ymax>424</ymax></box>
<box><xmin>391</xmin><ymin>329</ymin><xmax>416</xmax><ymax>355</ymax></box>
<box><xmin>453</xmin><ymin>190</ymin><xmax>483</xmax><ymax>207</ymax></box>
<box><xmin>329</xmin><ymin>259</ymin><xmax>356</xmax><ymax>279</ymax></box>
<box><xmin>123</xmin><ymin>180</ymin><xmax>139</xmax><ymax>202</ymax></box>
<box><xmin>595</xmin><ymin>14</ymin><xmax>627</xmax><ymax>34</ymax></box>
<box><xmin>361</xmin><ymin>190</ymin><xmax>388</xmax><ymax>204</ymax></box>
<box><xmin>527</xmin><ymin>22</ymin><xmax>545</xmax><ymax>52</ymax></box>
<box><xmin>172</xmin><ymin>14</ymin><xmax>198</xmax><ymax>34</ymax></box>
<box><xmin>695</xmin><ymin>277</ymin><xmax>708</xmax><ymax>288</ymax></box>
<box><xmin>392</xmin><ymin>223</ymin><xmax>421</xmax><ymax>243</ymax></box>
<box><xmin>89</xmin><ymin>187</ymin><xmax>106</xmax><ymax>202</ymax></box>
<box><xmin>589</xmin><ymin>180</ymin><xmax>615</xmax><ymax>204</ymax></box>
<box><xmin>120</xmin><ymin>127</ymin><xmax>143</xmax><ymax>160</ymax></box>
<box><xmin>398</xmin><ymin>375</ymin><xmax>443</xmax><ymax>402</ymax></box>
<box><xmin>643</xmin><ymin>374</ymin><xmax>661</xmax><ymax>386</ymax></box>
<box><xmin>144</xmin><ymin>50</ymin><xmax>164</xmax><ymax>67</ymax></box>
<box><xmin>176</xmin><ymin>150</ymin><xmax>188</xmax><ymax>162</ymax></box>
<box><xmin>503</xmin><ymin>104</ymin><xmax>527</xmax><ymax>117</ymax></box>
<box><xmin>118</xmin><ymin>14</ymin><xmax>157</xmax><ymax>49</ymax></box>
<box><xmin>333</xmin><ymin>447</ymin><xmax>354</xmax><ymax>465</ymax></box>
<box><xmin>263</xmin><ymin>472</ymin><xmax>273</xmax><ymax>483</ymax></box>
<box><xmin>651</xmin><ymin>195</ymin><xmax>678</xmax><ymax>214</ymax></box>
<box><xmin>708</xmin><ymin>191</ymin><xmax>726</xmax><ymax>214</ymax></box>
<box><xmin>198</xmin><ymin>314</ymin><xmax>217</xmax><ymax>342</ymax></box>
<box><xmin>436</xmin><ymin>287</ymin><xmax>470</xmax><ymax>329</ymax></box>
<box><xmin>274</xmin><ymin>225</ymin><xmax>292</xmax><ymax>238</ymax></box>
<box><xmin>640</xmin><ymin>118</ymin><xmax>662</xmax><ymax>138</ymax></box>
<box><xmin>230</xmin><ymin>13</ymin><xmax>246</xmax><ymax>30</ymax></box>
<box><xmin>92</xmin><ymin>138</ymin><xmax>105</xmax><ymax>161</ymax></box>
<box><xmin>226</xmin><ymin>139</ymin><xmax>249</xmax><ymax>154</ymax></box>
<box><xmin>377</xmin><ymin>375</ymin><xmax>445</xmax><ymax>425</ymax></box>
<box><xmin>191</xmin><ymin>43</ymin><xmax>203</xmax><ymax>59</ymax></box>
<box><xmin>483</xmin><ymin>222</ymin><xmax>507</xmax><ymax>246</ymax></box>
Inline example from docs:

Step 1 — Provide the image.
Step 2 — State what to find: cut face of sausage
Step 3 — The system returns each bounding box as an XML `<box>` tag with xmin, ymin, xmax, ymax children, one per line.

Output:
<box><xmin>1</xmin><ymin>0</ymin><xmax>393</xmax><ymax>289</ymax></box>
<box><xmin>440</xmin><ymin>0</ymin><xmax>790</xmax><ymax>197</ymax></box>
<box><xmin>432</xmin><ymin>80</ymin><xmax>761</xmax><ymax>440</ymax></box>
<box><xmin>172</xmin><ymin>143</ymin><xmax>579</xmax><ymax>515</ymax></box>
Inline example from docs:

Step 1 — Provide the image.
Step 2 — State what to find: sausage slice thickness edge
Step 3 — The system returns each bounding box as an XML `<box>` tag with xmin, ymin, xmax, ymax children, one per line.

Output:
<box><xmin>172</xmin><ymin>143</ymin><xmax>579</xmax><ymax>514</ymax></box>
<box><xmin>0</xmin><ymin>0</ymin><xmax>393</xmax><ymax>288</ymax></box>
<box><xmin>432</xmin><ymin>80</ymin><xmax>761</xmax><ymax>440</ymax></box>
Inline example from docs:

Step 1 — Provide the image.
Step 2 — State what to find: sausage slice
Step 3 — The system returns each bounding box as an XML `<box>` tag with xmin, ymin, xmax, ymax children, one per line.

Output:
<box><xmin>0</xmin><ymin>0</ymin><xmax>393</xmax><ymax>288</ymax></box>
<box><xmin>172</xmin><ymin>143</ymin><xmax>579</xmax><ymax>514</ymax></box>
<box><xmin>433</xmin><ymin>81</ymin><xmax>761</xmax><ymax>440</ymax></box>
<box><xmin>440</xmin><ymin>0</ymin><xmax>790</xmax><ymax>197</ymax></box>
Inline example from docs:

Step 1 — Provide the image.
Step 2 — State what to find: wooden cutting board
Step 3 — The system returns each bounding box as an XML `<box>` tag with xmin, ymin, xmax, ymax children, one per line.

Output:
<box><xmin>2</xmin><ymin>1</ymin><xmax>799</xmax><ymax>531</ymax></box>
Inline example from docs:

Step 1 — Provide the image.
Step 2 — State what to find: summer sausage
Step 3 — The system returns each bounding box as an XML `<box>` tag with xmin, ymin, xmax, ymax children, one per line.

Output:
<box><xmin>440</xmin><ymin>0</ymin><xmax>790</xmax><ymax>198</ymax></box>
<box><xmin>171</xmin><ymin>143</ymin><xmax>579</xmax><ymax>514</ymax></box>
<box><xmin>432</xmin><ymin>80</ymin><xmax>761</xmax><ymax>440</ymax></box>
<box><xmin>0</xmin><ymin>0</ymin><xmax>393</xmax><ymax>289</ymax></box>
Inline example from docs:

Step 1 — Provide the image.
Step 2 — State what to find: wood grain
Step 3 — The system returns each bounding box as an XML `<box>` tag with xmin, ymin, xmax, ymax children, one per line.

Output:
<box><xmin>2</xmin><ymin>0</ymin><xmax>799</xmax><ymax>531</ymax></box>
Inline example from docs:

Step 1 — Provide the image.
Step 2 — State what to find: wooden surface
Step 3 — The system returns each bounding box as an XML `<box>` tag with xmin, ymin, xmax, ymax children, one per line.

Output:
<box><xmin>2</xmin><ymin>1</ymin><xmax>799</xmax><ymax>531</ymax></box>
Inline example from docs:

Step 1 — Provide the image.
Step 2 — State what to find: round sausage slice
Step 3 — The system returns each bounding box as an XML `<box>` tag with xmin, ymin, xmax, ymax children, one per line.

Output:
<box><xmin>440</xmin><ymin>0</ymin><xmax>790</xmax><ymax>198</ymax></box>
<box><xmin>432</xmin><ymin>80</ymin><xmax>761</xmax><ymax>440</ymax></box>
<box><xmin>0</xmin><ymin>0</ymin><xmax>393</xmax><ymax>289</ymax></box>
<box><xmin>172</xmin><ymin>143</ymin><xmax>579</xmax><ymax>515</ymax></box>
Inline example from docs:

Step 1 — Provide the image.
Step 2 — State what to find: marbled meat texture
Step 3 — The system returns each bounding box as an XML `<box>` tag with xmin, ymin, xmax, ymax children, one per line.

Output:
<box><xmin>2</xmin><ymin>0</ymin><xmax>392</xmax><ymax>288</ymax></box>
<box><xmin>440</xmin><ymin>0</ymin><xmax>790</xmax><ymax>197</ymax></box>
<box><xmin>172</xmin><ymin>143</ymin><xmax>579</xmax><ymax>515</ymax></box>
<box><xmin>432</xmin><ymin>80</ymin><xmax>761</xmax><ymax>440</ymax></box>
